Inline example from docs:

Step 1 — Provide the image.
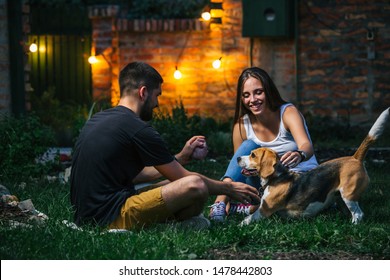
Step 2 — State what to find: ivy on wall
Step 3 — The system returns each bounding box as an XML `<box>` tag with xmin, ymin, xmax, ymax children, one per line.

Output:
<box><xmin>29</xmin><ymin>0</ymin><xmax>208</xmax><ymax>19</ymax></box>
<box><xmin>127</xmin><ymin>0</ymin><xmax>208</xmax><ymax>19</ymax></box>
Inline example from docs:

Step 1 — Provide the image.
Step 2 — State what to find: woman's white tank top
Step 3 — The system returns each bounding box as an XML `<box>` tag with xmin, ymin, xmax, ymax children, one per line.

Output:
<box><xmin>243</xmin><ymin>103</ymin><xmax>318</xmax><ymax>172</ymax></box>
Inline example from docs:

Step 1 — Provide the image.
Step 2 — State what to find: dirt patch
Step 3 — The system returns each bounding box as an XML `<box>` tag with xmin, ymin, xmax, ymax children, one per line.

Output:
<box><xmin>206</xmin><ymin>248</ymin><xmax>380</xmax><ymax>260</ymax></box>
<box><xmin>0</xmin><ymin>187</ymin><xmax>48</xmax><ymax>228</ymax></box>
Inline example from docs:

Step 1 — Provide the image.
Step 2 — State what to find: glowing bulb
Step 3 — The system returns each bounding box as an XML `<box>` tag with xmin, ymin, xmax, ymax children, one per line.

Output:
<box><xmin>29</xmin><ymin>43</ymin><xmax>37</xmax><ymax>53</ymax></box>
<box><xmin>201</xmin><ymin>12</ymin><xmax>211</xmax><ymax>21</ymax></box>
<box><xmin>174</xmin><ymin>68</ymin><xmax>182</xmax><ymax>79</ymax></box>
<box><xmin>212</xmin><ymin>57</ymin><xmax>222</xmax><ymax>69</ymax></box>
<box><xmin>88</xmin><ymin>55</ymin><xmax>98</xmax><ymax>64</ymax></box>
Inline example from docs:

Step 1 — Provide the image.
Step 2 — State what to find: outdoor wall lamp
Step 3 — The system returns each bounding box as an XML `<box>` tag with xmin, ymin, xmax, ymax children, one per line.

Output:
<box><xmin>88</xmin><ymin>52</ymin><xmax>111</xmax><ymax>67</ymax></box>
<box><xmin>201</xmin><ymin>10</ymin><xmax>211</xmax><ymax>21</ymax></box>
<box><xmin>88</xmin><ymin>55</ymin><xmax>98</xmax><ymax>64</ymax></box>
<box><xmin>201</xmin><ymin>1</ymin><xmax>223</xmax><ymax>24</ymax></box>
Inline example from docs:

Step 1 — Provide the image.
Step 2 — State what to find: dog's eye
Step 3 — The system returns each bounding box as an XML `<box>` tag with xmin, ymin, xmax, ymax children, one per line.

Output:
<box><xmin>251</xmin><ymin>152</ymin><xmax>255</xmax><ymax>158</ymax></box>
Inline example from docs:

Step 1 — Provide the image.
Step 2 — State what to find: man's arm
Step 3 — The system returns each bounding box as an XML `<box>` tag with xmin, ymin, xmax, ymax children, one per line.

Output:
<box><xmin>132</xmin><ymin>166</ymin><xmax>164</xmax><ymax>184</ymax></box>
<box><xmin>132</xmin><ymin>136</ymin><xmax>207</xmax><ymax>184</ymax></box>
<box><xmin>155</xmin><ymin>160</ymin><xmax>260</xmax><ymax>204</ymax></box>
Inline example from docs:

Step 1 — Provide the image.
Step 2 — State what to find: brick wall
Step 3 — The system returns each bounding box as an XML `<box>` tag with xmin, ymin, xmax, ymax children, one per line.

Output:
<box><xmin>1</xmin><ymin>0</ymin><xmax>389</xmax><ymax>122</ymax></box>
<box><xmin>298</xmin><ymin>0</ymin><xmax>390</xmax><ymax>123</ymax></box>
<box><xmin>88</xmin><ymin>1</ymin><xmax>250</xmax><ymax>120</ymax></box>
<box><xmin>0</xmin><ymin>0</ymin><xmax>10</xmax><ymax>116</ymax></box>
<box><xmin>88</xmin><ymin>0</ymin><xmax>390</xmax><ymax>123</ymax></box>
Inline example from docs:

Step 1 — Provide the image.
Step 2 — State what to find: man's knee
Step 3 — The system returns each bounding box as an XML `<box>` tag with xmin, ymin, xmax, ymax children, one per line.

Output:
<box><xmin>184</xmin><ymin>175</ymin><xmax>208</xmax><ymax>201</ymax></box>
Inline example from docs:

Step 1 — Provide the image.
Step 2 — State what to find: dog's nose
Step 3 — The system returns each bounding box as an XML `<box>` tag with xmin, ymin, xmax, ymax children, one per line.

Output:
<box><xmin>237</xmin><ymin>157</ymin><xmax>241</xmax><ymax>163</ymax></box>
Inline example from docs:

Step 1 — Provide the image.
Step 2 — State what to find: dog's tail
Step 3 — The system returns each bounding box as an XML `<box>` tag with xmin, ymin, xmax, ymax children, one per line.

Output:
<box><xmin>353</xmin><ymin>107</ymin><xmax>389</xmax><ymax>162</ymax></box>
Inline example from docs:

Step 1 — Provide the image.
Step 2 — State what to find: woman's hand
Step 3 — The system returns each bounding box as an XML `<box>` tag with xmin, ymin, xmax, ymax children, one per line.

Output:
<box><xmin>280</xmin><ymin>150</ymin><xmax>302</xmax><ymax>168</ymax></box>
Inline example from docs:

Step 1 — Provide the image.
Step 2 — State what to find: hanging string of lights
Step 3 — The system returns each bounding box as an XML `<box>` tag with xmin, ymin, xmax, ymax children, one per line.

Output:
<box><xmin>175</xmin><ymin>0</ymin><xmax>224</xmax><ymax>79</ymax></box>
<box><xmin>29</xmin><ymin>1</ymin><xmax>225</xmax><ymax>80</ymax></box>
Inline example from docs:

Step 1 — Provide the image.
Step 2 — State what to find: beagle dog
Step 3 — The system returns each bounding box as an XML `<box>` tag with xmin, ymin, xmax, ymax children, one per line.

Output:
<box><xmin>238</xmin><ymin>108</ymin><xmax>389</xmax><ymax>225</ymax></box>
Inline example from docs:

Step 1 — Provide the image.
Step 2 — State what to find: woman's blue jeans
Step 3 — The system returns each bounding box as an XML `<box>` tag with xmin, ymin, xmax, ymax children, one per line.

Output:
<box><xmin>222</xmin><ymin>140</ymin><xmax>261</xmax><ymax>190</ymax></box>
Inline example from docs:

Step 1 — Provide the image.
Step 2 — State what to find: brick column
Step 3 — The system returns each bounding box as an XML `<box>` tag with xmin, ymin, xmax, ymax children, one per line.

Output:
<box><xmin>88</xmin><ymin>5</ymin><xmax>119</xmax><ymax>105</ymax></box>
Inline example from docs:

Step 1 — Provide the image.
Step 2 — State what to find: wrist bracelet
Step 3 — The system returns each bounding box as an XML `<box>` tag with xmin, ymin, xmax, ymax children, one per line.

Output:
<box><xmin>295</xmin><ymin>150</ymin><xmax>307</xmax><ymax>162</ymax></box>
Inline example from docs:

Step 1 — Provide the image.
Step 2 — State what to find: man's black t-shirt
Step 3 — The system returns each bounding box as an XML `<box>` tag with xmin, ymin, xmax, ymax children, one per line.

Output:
<box><xmin>70</xmin><ymin>106</ymin><xmax>174</xmax><ymax>226</ymax></box>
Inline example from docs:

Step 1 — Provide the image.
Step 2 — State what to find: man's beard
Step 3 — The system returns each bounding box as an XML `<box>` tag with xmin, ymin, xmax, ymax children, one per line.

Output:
<box><xmin>140</xmin><ymin>95</ymin><xmax>154</xmax><ymax>121</ymax></box>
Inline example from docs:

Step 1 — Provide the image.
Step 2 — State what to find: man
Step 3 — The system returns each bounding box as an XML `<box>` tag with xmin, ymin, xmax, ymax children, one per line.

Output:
<box><xmin>70</xmin><ymin>62</ymin><xmax>259</xmax><ymax>230</ymax></box>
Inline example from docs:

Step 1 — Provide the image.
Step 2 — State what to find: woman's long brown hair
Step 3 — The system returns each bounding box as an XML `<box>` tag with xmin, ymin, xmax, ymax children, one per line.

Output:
<box><xmin>233</xmin><ymin>67</ymin><xmax>287</xmax><ymax>139</ymax></box>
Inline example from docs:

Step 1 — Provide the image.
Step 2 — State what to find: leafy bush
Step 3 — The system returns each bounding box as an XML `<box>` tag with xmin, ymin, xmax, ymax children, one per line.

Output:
<box><xmin>151</xmin><ymin>102</ymin><xmax>233</xmax><ymax>157</ymax></box>
<box><xmin>304</xmin><ymin>112</ymin><xmax>390</xmax><ymax>149</ymax></box>
<box><xmin>31</xmin><ymin>87</ymin><xmax>89</xmax><ymax>147</ymax></box>
<box><xmin>207</xmin><ymin>131</ymin><xmax>232</xmax><ymax>158</ymax></box>
<box><xmin>0</xmin><ymin>114</ymin><xmax>56</xmax><ymax>180</ymax></box>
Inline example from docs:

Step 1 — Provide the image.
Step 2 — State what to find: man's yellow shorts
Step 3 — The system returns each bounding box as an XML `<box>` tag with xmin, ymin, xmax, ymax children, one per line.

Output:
<box><xmin>108</xmin><ymin>186</ymin><xmax>173</xmax><ymax>230</ymax></box>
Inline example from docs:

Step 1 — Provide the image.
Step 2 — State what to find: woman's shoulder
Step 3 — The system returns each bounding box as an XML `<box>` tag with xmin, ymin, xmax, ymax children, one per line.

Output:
<box><xmin>281</xmin><ymin>103</ymin><xmax>300</xmax><ymax>116</ymax></box>
<box><xmin>281</xmin><ymin>103</ymin><xmax>305</xmax><ymax>129</ymax></box>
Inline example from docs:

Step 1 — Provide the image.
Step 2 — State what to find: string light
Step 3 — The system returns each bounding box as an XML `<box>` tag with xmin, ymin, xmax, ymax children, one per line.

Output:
<box><xmin>174</xmin><ymin>31</ymin><xmax>191</xmax><ymax>81</ymax></box>
<box><xmin>174</xmin><ymin>66</ymin><xmax>182</xmax><ymax>79</ymax></box>
<box><xmin>29</xmin><ymin>42</ymin><xmax>37</xmax><ymax>53</ymax></box>
<box><xmin>213</xmin><ymin>57</ymin><xmax>222</xmax><ymax>69</ymax></box>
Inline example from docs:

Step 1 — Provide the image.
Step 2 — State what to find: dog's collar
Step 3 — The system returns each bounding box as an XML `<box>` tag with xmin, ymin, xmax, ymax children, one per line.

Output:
<box><xmin>260</xmin><ymin>177</ymin><xmax>269</xmax><ymax>188</ymax></box>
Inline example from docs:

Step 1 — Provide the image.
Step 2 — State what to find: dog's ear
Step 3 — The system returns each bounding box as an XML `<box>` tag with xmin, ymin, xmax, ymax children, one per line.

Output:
<box><xmin>259</xmin><ymin>149</ymin><xmax>277</xmax><ymax>178</ymax></box>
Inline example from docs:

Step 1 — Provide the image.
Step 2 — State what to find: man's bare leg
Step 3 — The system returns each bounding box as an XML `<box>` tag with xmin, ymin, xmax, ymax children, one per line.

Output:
<box><xmin>161</xmin><ymin>175</ymin><xmax>208</xmax><ymax>220</ymax></box>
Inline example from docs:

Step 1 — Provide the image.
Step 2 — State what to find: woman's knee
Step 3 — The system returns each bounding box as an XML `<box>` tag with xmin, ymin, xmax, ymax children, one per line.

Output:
<box><xmin>237</xmin><ymin>140</ymin><xmax>260</xmax><ymax>155</ymax></box>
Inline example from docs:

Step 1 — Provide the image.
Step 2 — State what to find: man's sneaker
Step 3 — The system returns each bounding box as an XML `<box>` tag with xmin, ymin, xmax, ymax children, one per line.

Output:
<box><xmin>178</xmin><ymin>214</ymin><xmax>211</xmax><ymax>231</ymax></box>
<box><xmin>209</xmin><ymin>201</ymin><xmax>227</xmax><ymax>222</ymax></box>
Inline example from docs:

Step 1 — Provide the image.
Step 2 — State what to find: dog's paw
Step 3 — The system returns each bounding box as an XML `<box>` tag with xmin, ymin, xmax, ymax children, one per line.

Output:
<box><xmin>239</xmin><ymin>216</ymin><xmax>252</xmax><ymax>227</ymax></box>
<box><xmin>240</xmin><ymin>210</ymin><xmax>261</xmax><ymax>226</ymax></box>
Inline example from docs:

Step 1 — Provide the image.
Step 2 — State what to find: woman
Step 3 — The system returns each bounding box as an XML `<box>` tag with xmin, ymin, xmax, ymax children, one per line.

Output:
<box><xmin>210</xmin><ymin>67</ymin><xmax>318</xmax><ymax>221</ymax></box>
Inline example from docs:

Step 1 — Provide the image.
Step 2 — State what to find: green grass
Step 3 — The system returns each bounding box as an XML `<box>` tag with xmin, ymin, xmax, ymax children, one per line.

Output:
<box><xmin>1</xmin><ymin>157</ymin><xmax>390</xmax><ymax>260</ymax></box>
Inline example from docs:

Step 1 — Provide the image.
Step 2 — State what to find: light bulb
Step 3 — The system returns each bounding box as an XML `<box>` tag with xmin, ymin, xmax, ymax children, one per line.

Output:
<box><xmin>212</xmin><ymin>57</ymin><xmax>222</xmax><ymax>69</ymax></box>
<box><xmin>201</xmin><ymin>12</ymin><xmax>211</xmax><ymax>21</ymax></box>
<box><xmin>88</xmin><ymin>55</ymin><xmax>98</xmax><ymax>64</ymax></box>
<box><xmin>29</xmin><ymin>43</ymin><xmax>37</xmax><ymax>53</ymax></box>
<box><xmin>174</xmin><ymin>69</ymin><xmax>182</xmax><ymax>79</ymax></box>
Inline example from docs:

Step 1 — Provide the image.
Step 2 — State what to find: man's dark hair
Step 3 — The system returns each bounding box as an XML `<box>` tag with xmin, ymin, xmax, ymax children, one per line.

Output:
<box><xmin>119</xmin><ymin>62</ymin><xmax>163</xmax><ymax>97</ymax></box>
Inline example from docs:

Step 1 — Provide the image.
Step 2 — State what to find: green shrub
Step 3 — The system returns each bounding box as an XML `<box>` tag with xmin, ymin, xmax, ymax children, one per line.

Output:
<box><xmin>151</xmin><ymin>102</ymin><xmax>232</xmax><ymax>157</ymax></box>
<box><xmin>304</xmin><ymin>112</ymin><xmax>390</xmax><ymax>149</ymax></box>
<box><xmin>0</xmin><ymin>114</ymin><xmax>56</xmax><ymax>180</ymax></box>
<box><xmin>207</xmin><ymin>131</ymin><xmax>232</xmax><ymax>158</ymax></box>
<box><xmin>31</xmin><ymin>87</ymin><xmax>89</xmax><ymax>147</ymax></box>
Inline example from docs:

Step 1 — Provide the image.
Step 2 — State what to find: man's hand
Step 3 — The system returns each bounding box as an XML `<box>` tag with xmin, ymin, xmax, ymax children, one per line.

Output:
<box><xmin>228</xmin><ymin>182</ymin><xmax>260</xmax><ymax>205</ymax></box>
<box><xmin>175</xmin><ymin>136</ymin><xmax>208</xmax><ymax>165</ymax></box>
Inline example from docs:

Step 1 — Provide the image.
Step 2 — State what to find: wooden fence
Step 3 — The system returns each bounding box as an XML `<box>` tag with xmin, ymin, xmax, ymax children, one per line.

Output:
<box><xmin>28</xmin><ymin>3</ymin><xmax>92</xmax><ymax>105</ymax></box>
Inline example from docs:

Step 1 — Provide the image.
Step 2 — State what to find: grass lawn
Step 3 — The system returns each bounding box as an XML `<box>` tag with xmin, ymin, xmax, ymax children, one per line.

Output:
<box><xmin>1</xmin><ymin>153</ymin><xmax>389</xmax><ymax>260</ymax></box>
